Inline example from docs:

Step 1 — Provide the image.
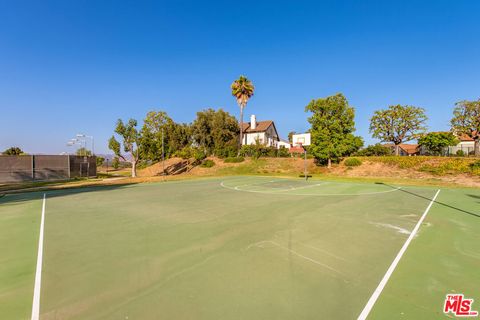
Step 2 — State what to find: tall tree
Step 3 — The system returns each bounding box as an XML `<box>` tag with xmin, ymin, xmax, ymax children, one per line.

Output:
<box><xmin>231</xmin><ymin>76</ymin><xmax>255</xmax><ymax>149</ymax></box>
<box><xmin>306</xmin><ymin>93</ymin><xmax>363</xmax><ymax>168</ymax></box>
<box><xmin>191</xmin><ymin>108</ymin><xmax>239</xmax><ymax>156</ymax></box>
<box><xmin>139</xmin><ymin>111</ymin><xmax>190</xmax><ymax>161</ymax></box>
<box><xmin>2</xmin><ymin>146</ymin><xmax>24</xmax><ymax>155</ymax></box>
<box><xmin>451</xmin><ymin>99</ymin><xmax>480</xmax><ymax>156</ymax></box>
<box><xmin>418</xmin><ymin>132</ymin><xmax>458</xmax><ymax>155</ymax></box>
<box><xmin>370</xmin><ymin>105</ymin><xmax>428</xmax><ymax>156</ymax></box>
<box><xmin>108</xmin><ymin>119</ymin><xmax>141</xmax><ymax>177</ymax></box>
<box><xmin>140</xmin><ymin>111</ymin><xmax>171</xmax><ymax>161</ymax></box>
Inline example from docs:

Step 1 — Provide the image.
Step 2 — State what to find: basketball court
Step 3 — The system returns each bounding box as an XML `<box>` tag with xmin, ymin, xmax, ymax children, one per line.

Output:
<box><xmin>1</xmin><ymin>176</ymin><xmax>478</xmax><ymax>319</ymax></box>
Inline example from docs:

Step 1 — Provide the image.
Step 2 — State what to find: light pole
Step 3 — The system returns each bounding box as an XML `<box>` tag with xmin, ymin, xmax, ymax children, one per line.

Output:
<box><xmin>67</xmin><ymin>139</ymin><xmax>82</xmax><ymax>154</ymax></box>
<box><xmin>76</xmin><ymin>134</ymin><xmax>94</xmax><ymax>155</ymax></box>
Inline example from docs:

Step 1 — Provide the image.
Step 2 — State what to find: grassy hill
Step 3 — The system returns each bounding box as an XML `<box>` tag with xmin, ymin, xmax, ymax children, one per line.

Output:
<box><xmin>180</xmin><ymin>156</ymin><xmax>480</xmax><ymax>188</ymax></box>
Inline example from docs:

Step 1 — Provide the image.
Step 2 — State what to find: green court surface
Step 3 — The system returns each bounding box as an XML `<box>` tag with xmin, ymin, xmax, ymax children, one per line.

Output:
<box><xmin>0</xmin><ymin>176</ymin><xmax>479</xmax><ymax>319</ymax></box>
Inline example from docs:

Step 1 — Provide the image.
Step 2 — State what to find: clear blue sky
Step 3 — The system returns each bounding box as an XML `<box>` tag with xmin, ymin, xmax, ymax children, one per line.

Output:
<box><xmin>1</xmin><ymin>0</ymin><xmax>479</xmax><ymax>154</ymax></box>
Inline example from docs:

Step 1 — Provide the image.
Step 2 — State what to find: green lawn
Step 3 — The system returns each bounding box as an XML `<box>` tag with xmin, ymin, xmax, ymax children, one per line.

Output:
<box><xmin>0</xmin><ymin>177</ymin><xmax>478</xmax><ymax>319</ymax></box>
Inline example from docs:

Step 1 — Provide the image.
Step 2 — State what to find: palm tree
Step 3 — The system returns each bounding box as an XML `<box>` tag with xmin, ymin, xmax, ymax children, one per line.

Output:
<box><xmin>231</xmin><ymin>75</ymin><xmax>255</xmax><ymax>149</ymax></box>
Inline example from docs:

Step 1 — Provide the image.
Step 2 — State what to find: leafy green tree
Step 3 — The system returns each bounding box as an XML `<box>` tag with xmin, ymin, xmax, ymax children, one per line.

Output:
<box><xmin>354</xmin><ymin>144</ymin><xmax>392</xmax><ymax>156</ymax></box>
<box><xmin>139</xmin><ymin>111</ymin><xmax>190</xmax><ymax>161</ymax></box>
<box><xmin>418</xmin><ymin>132</ymin><xmax>458</xmax><ymax>155</ymax></box>
<box><xmin>96</xmin><ymin>156</ymin><xmax>105</xmax><ymax>167</ymax></box>
<box><xmin>231</xmin><ymin>76</ymin><xmax>255</xmax><ymax>149</ymax></box>
<box><xmin>305</xmin><ymin>93</ymin><xmax>364</xmax><ymax>168</ymax></box>
<box><xmin>170</xmin><ymin>123</ymin><xmax>191</xmax><ymax>155</ymax></box>
<box><xmin>370</xmin><ymin>105</ymin><xmax>428</xmax><ymax>156</ymax></box>
<box><xmin>109</xmin><ymin>119</ymin><xmax>142</xmax><ymax>177</ymax></box>
<box><xmin>191</xmin><ymin>108</ymin><xmax>239</xmax><ymax>156</ymax></box>
<box><xmin>451</xmin><ymin>99</ymin><xmax>480</xmax><ymax>156</ymax></box>
<box><xmin>2</xmin><ymin>146</ymin><xmax>24</xmax><ymax>155</ymax></box>
<box><xmin>140</xmin><ymin>111</ymin><xmax>171</xmax><ymax>161</ymax></box>
<box><xmin>75</xmin><ymin>147</ymin><xmax>92</xmax><ymax>156</ymax></box>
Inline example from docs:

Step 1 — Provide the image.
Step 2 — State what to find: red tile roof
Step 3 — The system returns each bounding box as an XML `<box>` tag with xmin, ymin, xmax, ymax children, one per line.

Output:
<box><xmin>288</xmin><ymin>146</ymin><xmax>305</xmax><ymax>153</ymax></box>
<box><xmin>383</xmin><ymin>143</ymin><xmax>419</xmax><ymax>155</ymax></box>
<box><xmin>458</xmin><ymin>133</ymin><xmax>475</xmax><ymax>141</ymax></box>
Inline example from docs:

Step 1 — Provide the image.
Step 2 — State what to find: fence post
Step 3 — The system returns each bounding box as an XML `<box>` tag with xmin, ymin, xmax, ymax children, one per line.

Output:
<box><xmin>32</xmin><ymin>155</ymin><xmax>35</xmax><ymax>181</ymax></box>
<box><xmin>67</xmin><ymin>155</ymin><xmax>71</xmax><ymax>179</ymax></box>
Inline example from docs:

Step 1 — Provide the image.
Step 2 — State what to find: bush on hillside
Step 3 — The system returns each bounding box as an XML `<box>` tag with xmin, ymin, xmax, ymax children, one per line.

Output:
<box><xmin>224</xmin><ymin>157</ymin><xmax>245</xmax><ymax>163</ymax></box>
<box><xmin>200</xmin><ymin>159</ymin><xmax>215</xmax><ymax>168</ymax></box>
<box><xmin>344</xmin><ymin>157</ymin><xmax>362</xmax><ymax>167</ymax></box>
<box><xmin>354</xmin><ymin>144</ymin><xmax>391</xmax><ymax>156</ymax></box>
<box><xmin>278</xmin><ymin>146</ymin><xmax>290</xmax><ymax>157</ymax></box>
<box><xmin>239</xmin><ymin>145</ymin><xmax>291</xmax><ymax>159</ymax></box>
<box><xmin>175</xmin><ymin>147</ymin><xmax>206</xmax><ymax>161</ymax></box>
<box><xmin>469</xmin><ymin>160</ymin><xmax>480</xmax><ymax>170</ymax></box>
<box><xmin>214</xmin><ymin>146</ymin><xmax>238</xmax><ymax>158</ymax></box>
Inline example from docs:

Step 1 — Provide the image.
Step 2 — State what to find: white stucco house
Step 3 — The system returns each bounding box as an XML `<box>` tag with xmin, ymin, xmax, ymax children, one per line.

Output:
<box><xmin>277</xmin><ymin>139</ymin><xmax>291</xmax><ymax>149</ymax></box>
<box><xmin>241</xmin><ymin>115</ymin><xmax>281</xmax><ymax>148</ymax></box>
<box><xmin>449</xmin><ymin>133</ymin><xmax>476</xmax><ymax>155</ymax></box>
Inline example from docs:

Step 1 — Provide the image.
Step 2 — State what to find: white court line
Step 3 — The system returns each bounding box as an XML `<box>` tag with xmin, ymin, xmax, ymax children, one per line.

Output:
<box><xmin>31</xmin><ymin>194</ymin><xmax>46</xmax><ymax>320</ymax></box>
<box><xmin>277</xmin><ymin>183</ymin><xmax>325</xmax><ymax>191</ymax></box>
<box><xmin>220</xmin><ymin>181</ymin><xmax>402</xmax><ymax>196</ymax></box>
<box><xmin>357</xmin><ymin>189</ymin><xmax>441</xmax><ymax>320</ymax></box>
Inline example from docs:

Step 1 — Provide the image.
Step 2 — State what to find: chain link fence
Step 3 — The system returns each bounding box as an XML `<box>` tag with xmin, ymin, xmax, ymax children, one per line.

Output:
<box><xmin>0</xmin><ymin>155</ymin><xmax>96</xmax><ymax>183</ymax></box>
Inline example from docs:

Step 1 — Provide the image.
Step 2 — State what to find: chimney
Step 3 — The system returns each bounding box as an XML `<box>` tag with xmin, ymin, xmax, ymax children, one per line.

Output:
<box><xmin>250</xmin><ymin>115</ymin><xmax>256</xmax><ymax>129</ymax></box>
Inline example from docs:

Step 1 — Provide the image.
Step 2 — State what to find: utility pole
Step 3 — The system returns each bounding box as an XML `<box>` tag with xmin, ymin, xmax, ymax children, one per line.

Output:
<box><xmin>162</xmin><ymin>128</ymin><xmax>165</xmax><ymax>180</ymax></box>
<box><xmin>304</xmin><ymin>147</ymin><xmax>307</xmax><ymax>181</ymax></box>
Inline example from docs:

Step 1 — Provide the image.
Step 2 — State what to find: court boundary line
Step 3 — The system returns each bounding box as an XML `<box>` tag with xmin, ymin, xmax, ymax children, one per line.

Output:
<box><xmin>31</xmin><ymin>193</ymin><xmax>46</xmax><ymax>320</ymax></box>
<box><xmin>220</xmin><ymin>181</ymin><xmax>402</xmax><ymax>196</ymax></box>
<box><xmin>357</xmin><ymin>189</ymin><xmax>441</xmax><ymax>320</ymax></box>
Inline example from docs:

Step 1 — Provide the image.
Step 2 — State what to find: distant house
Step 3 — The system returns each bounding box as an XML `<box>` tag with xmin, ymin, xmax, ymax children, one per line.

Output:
<box><xmin>241</xmin><ymin>115</ymin><xmax>280</xmax><ymax>148</ymax></box>
<box><xmin>419</xmin><ymin>131</ymin><xmax>476</xmax><ymax>155</ymax></box>
<box><xmin>449</xmin><ymin>133</ymin><xmax>476</xmax><ymax>155</ymax></box>
<box><xmin>383</xmin><ymin>143</ymin><xmax>420</xmax><ymax>156</ymax></box>
<box><xmin>277</xmin><ymin>139</ymin><xmax>291</xmax><ymax>149</ymax></box>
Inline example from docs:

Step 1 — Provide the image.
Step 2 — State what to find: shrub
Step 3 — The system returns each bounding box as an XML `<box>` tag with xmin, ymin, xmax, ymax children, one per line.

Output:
<box><xmin>456</xmin><ymin>150</ymin><xmax>465</xmax><ymax>156</ymax></box>
<box><xmin>112</xmin><ymin>157</ymin><xmax>120</xmax><ymax>169</ymax></box>
<box><xmin>175</xmin><ymin>147</ymin><xmax>193</xmax><ymax>159</ymax></box>
<box><xmin>214</xmin><ymin>146</ymin><xmax>238</xmax><ymax>158</ymax></box>
<box><xmin>278</xmin><ymin>146</ymin><xmax>290</xmax><ymax>157</ymax></box>
<box><xmin>224</xmin><ymin>157</ymin><xmax>245</xmax><ymax>163</ymax></box>
<box><xmin>344</xmin><ymin>157</ymin><xmax>362</xmax><ymax>167</ymax></box>
<box><xmin>469</xmin><ymin>161</ymin><xmax>480</xmax><ymax>170</ymax></box>
<box><xmin>193</xmin><ymin>149</ymin><xmax>206</xmax><ymax>162</ymax></box>
<box><xmin>200</xmin><ymin>159</ymin><xmax>215</xmax><ymax>168</ymax></box>
<box><xmin>96</xmin><ymin>156</ymin><xmax>105</xmax><ymax>167</ymax></box>
<box><xmin>354</xmin><ymin>144</ymin><xmax>391</xmax><ymax>156</ymax></box>
<box><xmin>175</xmin><ymin>147</ymin><xmax>206</xmax><ymax>161</ymax></box>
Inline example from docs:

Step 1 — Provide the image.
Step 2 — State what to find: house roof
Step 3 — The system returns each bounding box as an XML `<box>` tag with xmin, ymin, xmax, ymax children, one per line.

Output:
<box><xmin>430</xmin><ymin>131</ymin><xmax>475</xmax><ymax>142</ymax></box>
<box><xmin>241</xmin><ymin>120</ymin><xmax>274</xmax><ymax>133</ymax></box>
<box><xmin>288</xmin><ymin>146</ymin><xmax>305</xmax><ymax>153</ymax></box>
<box><xmin>458</xmin><ymin>133</ymin><xmax>475</xmax><ymax>141</ymax></box>
<box><xmin>383</xmin><ymin>143</ymin><xmax>419</xmax><ymax>155</ymax></box>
